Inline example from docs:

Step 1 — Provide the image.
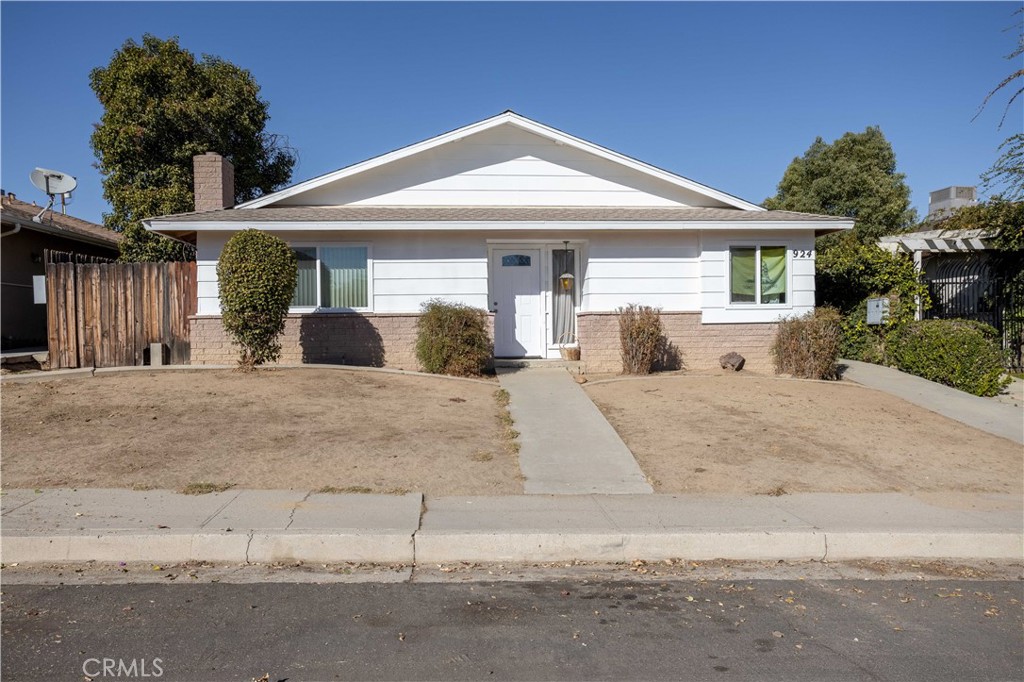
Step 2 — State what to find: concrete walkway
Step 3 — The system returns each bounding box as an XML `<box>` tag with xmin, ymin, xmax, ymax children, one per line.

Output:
<box><xmin>497</xmin><ymin>368</ymin><xmax>653</xmax><ymax>494</ymax></box>
<box><xmin>3</xmin><ymin>488</ymin><xmax>1020</xmax><ymax>565</ymax></box>
<box><xmin>840</xmin><ymin>359</ymin><xmax>1024</xmax><ymax>444</ymax></box>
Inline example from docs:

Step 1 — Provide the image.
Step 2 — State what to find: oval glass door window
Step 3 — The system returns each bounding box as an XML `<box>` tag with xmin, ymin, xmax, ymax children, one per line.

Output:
<box><xmin>502</xmin><ymin>254</ymin><xmax>532</xmax><ymax>267</ymax></box>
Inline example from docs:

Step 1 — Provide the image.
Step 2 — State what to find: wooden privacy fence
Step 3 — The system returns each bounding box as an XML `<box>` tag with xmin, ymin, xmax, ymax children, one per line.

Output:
<box><xmin>45</xmin><ymin>261</ymin><xmax>197</xmax><ymax>369</ymax></box>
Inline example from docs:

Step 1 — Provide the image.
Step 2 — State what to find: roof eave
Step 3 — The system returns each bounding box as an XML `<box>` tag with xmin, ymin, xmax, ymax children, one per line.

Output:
<box><xmin>2</xmin><ymin>212</ymin><xmax>122</xmax><ymax>249</ymax></box>
<box><xmin>145</xmin><ymin>219</ymin><xmax>853</xmax><ymax>233</ymax></box>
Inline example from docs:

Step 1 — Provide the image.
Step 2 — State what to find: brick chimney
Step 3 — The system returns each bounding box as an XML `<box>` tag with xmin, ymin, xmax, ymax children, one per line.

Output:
<box><xmin>193</xmin><ymin>152</ymin><xmax>235</xmax><ymax>212</ymax></box>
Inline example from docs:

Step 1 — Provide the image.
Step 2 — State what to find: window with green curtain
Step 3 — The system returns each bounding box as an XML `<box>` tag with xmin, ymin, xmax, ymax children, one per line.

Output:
<box><xmin>760</xmin><ymin>246</ymin><xmax>787</xmax><ymax>304</ymax></box>
<box><xmin>730</xmin><ymin>246</ymin><xmax>787</xmax><ymax>305</ymax></box>
<box><xmin>730</xmin><ymin>247</ymin><xmax>756</xmax><ymax>303</ymax></box>
<box><xmin>291</xmin><ymin>247</ymin><xmax>318</xmax><ymax>307</ymax></box>
<box><xmin>320</xmin><ymin>246</ymin><xmax>368</xmax><ymax>308</ymax></box>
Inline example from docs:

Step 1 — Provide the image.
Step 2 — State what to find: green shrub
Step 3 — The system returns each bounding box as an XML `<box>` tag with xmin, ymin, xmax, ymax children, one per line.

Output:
<box><xmin>887</xmin><ymin>319</ymin><xmax>1010</xmax><ymax>397</ymax></box>
<box><xmin>618</xmin><ymin>304</ymin><xmax>665</xmax><ymax>374</ymax></box>
<box><xmin>838</xmin><ymin>293</ymin><xmax>905</xmax><ymax>364</ymax></box>
<box><xmin>415</xmin><ymin>299</ymin><xmax>492</xmax><ymax>376</ymax></box>
<box><xmin>771</xmin><ymin>307</ymin><xmax>843</xmax><ymax>380</ymax></box>
<box><xmin>216</xmin><ymin>229</ymin><xmax>298</xmax><ymax>370</ymax></box>
<box><xmin>816</xmin><ymin>236</ymin><xmax>930</xmax><ymax>360</ymax></box>
<box><xmin>816</xmin><ymin>236</ymin><xmax>928</xmax><ymax>319</ymax></box>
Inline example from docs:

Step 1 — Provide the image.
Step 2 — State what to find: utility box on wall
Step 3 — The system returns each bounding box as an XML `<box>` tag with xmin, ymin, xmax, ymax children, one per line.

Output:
<box><xmin>866</xmin><ymin>297</ymin><xmax>890</xmax><ymax>326</ymax></box>
<box><xmin>32</xmin><ymin>275</ymin><xmax>46</xmax><ymax>304</ymax></box>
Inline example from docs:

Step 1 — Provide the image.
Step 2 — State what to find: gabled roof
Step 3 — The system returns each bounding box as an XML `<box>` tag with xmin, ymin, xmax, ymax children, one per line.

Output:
<box><xmin>236</xmin><ymin>111</ymin><xmax>766</xmax><ymax>211</ymax></box>
<box><xmin>1</xmin><ymin>195</ymin><xmax>122</xmax><ymax>248</ymax></box>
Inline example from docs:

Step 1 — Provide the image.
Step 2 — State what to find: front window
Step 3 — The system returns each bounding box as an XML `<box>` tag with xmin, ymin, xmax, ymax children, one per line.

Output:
<box><xmin>290</xmin><ymin>245</ymin><xmax>369</xmax><ymax>309</ymax></box>
<box><xmin>730</xmin><ymin>246</ymin><xmax>787</xmax><ymax>305</ymax></box>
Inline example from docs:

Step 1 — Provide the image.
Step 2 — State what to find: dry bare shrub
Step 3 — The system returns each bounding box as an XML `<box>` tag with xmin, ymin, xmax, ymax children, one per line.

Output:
<box><xmin>415</xmin><ymin>299</ymin><xmax>492</xmax><ymax>376</ymax></box>
<box><xmin>618</xmin><ymin>304</ymin><xmax>665</xmax><ymax>374</ymax></box>
<box><xmin>771</xmin><ymin>307</ymin><xmax>842</xmax><ymax>380</ymax></box>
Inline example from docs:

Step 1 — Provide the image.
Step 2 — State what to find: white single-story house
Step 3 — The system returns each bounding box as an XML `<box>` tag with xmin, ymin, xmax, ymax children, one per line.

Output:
<box><xmin>145</xmin><ymin>112</ymin><xmax>852</xmax><ymax>372</ymax></box>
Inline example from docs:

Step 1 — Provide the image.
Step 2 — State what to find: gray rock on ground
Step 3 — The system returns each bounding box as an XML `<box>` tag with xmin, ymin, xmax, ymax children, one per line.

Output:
<box><xmin>720</xmin><ymin>352</ymin><xmax>745</xmax><ymax>371</ymax></box>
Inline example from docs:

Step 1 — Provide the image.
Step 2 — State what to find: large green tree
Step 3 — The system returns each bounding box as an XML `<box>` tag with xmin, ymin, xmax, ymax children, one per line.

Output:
<box><xmin>90</xmin><ymin>34</ymin><xmax>296</xmax><ymax>261</ymax></box>
<box><xmin>764</xmin><ymin>127</ymin><xmax>917</xmax><ymax>248</ymax></box>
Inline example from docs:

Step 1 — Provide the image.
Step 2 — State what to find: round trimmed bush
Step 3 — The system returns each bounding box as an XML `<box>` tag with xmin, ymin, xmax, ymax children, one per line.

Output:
<box><xmin>216</xmin><ymin>229</ymin><xmax>298</xmax><ymax>369</ymax></box>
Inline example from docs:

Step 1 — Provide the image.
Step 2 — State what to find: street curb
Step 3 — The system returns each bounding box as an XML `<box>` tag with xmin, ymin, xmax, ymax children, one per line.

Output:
<box><xmin>414</xmin><ymin>530</ymin><xmax>828</xmax><ymax>563</ymax></box>
<box><xmin>2</xmin><ymin>531</ymin><xmax>415</xmax><ymax>565</ymax></box>
<box><xmin>4</xmin><ymin>529</ymin><xmax>1020</xmax><ymax>565</ymax></box>
<box><xmin>0</xmin><ymin>368</ymin><xmax>95</xmax><ymax>383</ymax></box>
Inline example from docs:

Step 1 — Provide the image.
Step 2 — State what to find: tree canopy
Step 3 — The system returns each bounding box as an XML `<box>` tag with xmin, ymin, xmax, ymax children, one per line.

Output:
<box><xmin>764</xmin><ymin>127</ymin><xmax>917</xmax><ymax>248</ymax></box>
<box><xmin>975</xmin><ymin>9</ymin><xmax>1024</xmax><ymax>201</ymax></box>
<box><xmin>90</xmin><ymin>34</ymin><xmax>296</xmax><ymax>261</ymax></box>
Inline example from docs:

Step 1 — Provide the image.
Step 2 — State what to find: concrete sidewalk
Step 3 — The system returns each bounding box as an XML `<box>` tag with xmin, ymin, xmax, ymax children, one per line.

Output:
<box><xmin>841</xmin><ymin>359</ymin><xmax>1023</xmax><ymax>444</ymax></box>
<box><xmin>497</xmin><ymin>367</ymin><xmax>653</xmax><ymax>494</ymax></box>
<box><xmin>3</xmin><ymin>488</ymin><xmax>1019</xmax><ymax>565</ymax></box>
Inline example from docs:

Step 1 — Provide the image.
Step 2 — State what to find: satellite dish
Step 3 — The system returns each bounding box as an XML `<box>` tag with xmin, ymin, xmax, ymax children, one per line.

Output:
<box><xmin>30</xmin><ymin>168</ymin><xmax>77</xmax><ymax>196</ymax></box>
<box><xmin>29</xmin><ymin>168</ymin><xmax>77</xmax><ymax>222</ymax></box>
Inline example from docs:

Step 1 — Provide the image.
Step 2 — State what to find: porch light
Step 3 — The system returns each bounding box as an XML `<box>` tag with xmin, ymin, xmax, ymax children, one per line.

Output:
<box><xmin>559</xmin><ymin>241</ymin><xmax>575</xmax><ymax>290</ymax></box>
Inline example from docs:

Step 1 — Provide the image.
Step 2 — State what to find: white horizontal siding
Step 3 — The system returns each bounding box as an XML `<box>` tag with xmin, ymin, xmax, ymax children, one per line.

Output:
<box><xmin>374</xmin><ymin>294</ymin><xmax>490</xmax><ymax>312</ymax></box>
<box><xmin>194</xmin><ymin>229</ymin><xmax>820</xmax><ymax>323</ymax></box>
<box><xmin>374</xmin><ymin>260</ymin><xmax>486</xmax><ymax>280</ymax></box>
<box><xmin>582</xmin><ymin>233</ymin><xmax>700</xmax><ymax>312</ymax></box>
<box><xmin>195</xmin><ymin>233</ymin><xmax>231</xmax><ymax>315</ymax></box>
<box><xmin>277</xmin><ymin>126</ymin><xmax>733</xmax><ymax>208</ymax></box>
<box><xmin>699</xmin><ymin>229</ymin><xmax>818</xmax><ymax>324</ymax></box>
<box><xmin>586</xmin><ymin>293</ymin><xmax>701</xmax><ymax>311</ymax></box>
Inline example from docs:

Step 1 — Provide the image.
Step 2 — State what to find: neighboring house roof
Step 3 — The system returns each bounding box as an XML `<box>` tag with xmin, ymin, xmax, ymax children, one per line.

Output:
<box><xmin>1</xmin><ymin>195</ymin><xmax>122</xmax><ymax>248</ymax></box>
<box><xmin>147</xmin><ymin>205</ymin><xmax>849</xmax><ymax>225</ymax></box>
<box><xmin>234</xmin><ymin>111</ymin><xmax>766</xmax><ymax>212</ymax></box>
<box><xmin>878</xmin><ymin>227</ymin><xmax>997</xmax><ymax>254</ymax></box>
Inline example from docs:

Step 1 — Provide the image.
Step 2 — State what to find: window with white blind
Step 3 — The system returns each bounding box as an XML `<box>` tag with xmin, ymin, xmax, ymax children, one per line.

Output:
<box><xmin>289</xmin><ymin>245</ymin><xmax>370</xmax><ymax>310</ymax></box>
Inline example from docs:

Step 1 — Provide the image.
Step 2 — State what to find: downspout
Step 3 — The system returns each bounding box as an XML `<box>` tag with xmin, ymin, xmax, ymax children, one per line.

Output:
<box><xmin>0</xmin><ymin>224</ymin><xmax>21</xmax><ymax>238</ymax></box>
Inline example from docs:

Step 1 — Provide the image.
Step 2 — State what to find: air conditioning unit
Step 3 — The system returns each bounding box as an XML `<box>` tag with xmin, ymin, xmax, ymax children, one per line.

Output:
<box><xmin>928</xmin><ymin>185</ymin><xmax>977</xmax><ymax>218</ymax></box>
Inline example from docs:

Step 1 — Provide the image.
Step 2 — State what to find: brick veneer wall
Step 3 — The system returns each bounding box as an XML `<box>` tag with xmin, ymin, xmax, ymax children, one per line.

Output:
<box><xmin>577</xmin><ymin>311</ymin><xmax>778</xmax><ymax>373</ymax></box>
<box><xmin>189</xmin><ymin>313</ymin><xmax>494</xmax><ymax>371</ymax></box>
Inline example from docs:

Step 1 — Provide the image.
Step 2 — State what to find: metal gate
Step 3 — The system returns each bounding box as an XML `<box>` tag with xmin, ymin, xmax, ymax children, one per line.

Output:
<box><xmin>924</xmin><ymin>255</ymin><xmax>1022</xmax><ymax>370</ymax></box>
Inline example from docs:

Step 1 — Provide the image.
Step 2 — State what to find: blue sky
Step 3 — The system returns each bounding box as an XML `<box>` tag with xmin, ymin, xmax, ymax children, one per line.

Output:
<box><xmin>2</xmin><ymin>1</ymin><xmax>1021</xmax><ymax>224</ymax></box>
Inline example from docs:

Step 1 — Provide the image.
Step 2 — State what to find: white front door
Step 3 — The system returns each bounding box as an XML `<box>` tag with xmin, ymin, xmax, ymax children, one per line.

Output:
<box><xmin>492</xmin><ymin>248</ymin><xmax>544</xmax><ymax>357</ymax></box>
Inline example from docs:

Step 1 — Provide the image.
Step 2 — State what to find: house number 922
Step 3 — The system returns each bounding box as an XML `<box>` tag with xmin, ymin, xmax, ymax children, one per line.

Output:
<box><xmin>793</xmin><ymin>250</ymin><xmax>814</xmax><ymax>258</ymax></box>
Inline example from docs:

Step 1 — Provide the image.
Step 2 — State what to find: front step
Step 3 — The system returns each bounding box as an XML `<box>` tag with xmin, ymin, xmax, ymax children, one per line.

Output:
<box><xmin>493</xmin><ymin>358</ymin><xmax>584</xmax><ymax>372</ymax></box>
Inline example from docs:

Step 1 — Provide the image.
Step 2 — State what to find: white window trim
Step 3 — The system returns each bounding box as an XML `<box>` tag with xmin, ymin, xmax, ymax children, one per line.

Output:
<box><xmin>725</xmin><ymin>242</ymin><xmax>793</xmax><ymax>310</ymax></box>
<box><xmin>288</xmin><ymin>242</ymin><xmax>374</xmax><ymax>313</ymax></box>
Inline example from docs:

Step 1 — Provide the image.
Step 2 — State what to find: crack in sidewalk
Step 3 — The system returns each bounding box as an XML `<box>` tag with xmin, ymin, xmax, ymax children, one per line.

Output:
<box><xmin>284</xmin><ymin>491</ymin><xmax>313</xmax><ymax>531</ymax></box>
<box><xmin>408</xmin><ymin>493</ymin><xmax>427</xmax><ymax>583</ymax></box>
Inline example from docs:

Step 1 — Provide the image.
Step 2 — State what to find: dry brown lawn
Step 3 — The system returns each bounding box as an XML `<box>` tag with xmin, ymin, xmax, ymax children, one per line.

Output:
<box><xmin>1</xmin><ymin>369</ymin><xmax>521</xmax><ymax>495</ymax></box>
<box><xmin>585</xmin><ymin>373</ymin><xmax>1023</xmax><ymax>496</ymax></box>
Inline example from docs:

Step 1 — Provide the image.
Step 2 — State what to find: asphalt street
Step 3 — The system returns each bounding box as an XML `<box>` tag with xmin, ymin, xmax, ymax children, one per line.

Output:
<box><xmin>2</xmin><ymin>577</ymin><xmax>1022</xmax><ymax>681</ymax></box>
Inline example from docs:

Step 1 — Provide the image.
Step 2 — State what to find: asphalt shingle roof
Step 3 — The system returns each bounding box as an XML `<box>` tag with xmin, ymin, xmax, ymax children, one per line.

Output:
<box><xmin>148</xmin><ymin>206</ymin><xmax>849</xmax><ymax>224</ymax></box>
<box><xmin>1</xmin><ymin>196</ymin><xmax>122</xmax><ymax>245</ymax></box>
